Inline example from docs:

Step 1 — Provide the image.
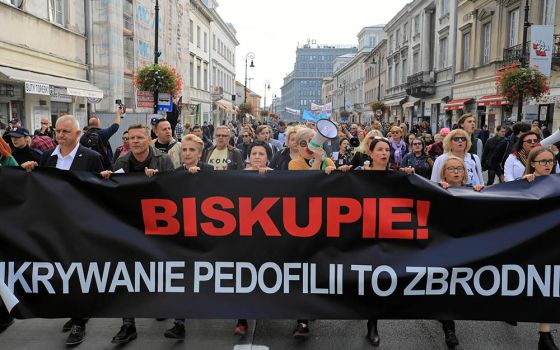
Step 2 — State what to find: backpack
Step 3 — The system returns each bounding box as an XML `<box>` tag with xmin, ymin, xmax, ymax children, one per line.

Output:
<box><xmin>80</xmin><ymin>128</ymin><xmax>109</xmax><ymax>167</ymax></box>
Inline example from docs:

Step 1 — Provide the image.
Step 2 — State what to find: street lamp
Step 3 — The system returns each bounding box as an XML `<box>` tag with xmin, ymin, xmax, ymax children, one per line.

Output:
<box><xmin>339</xmin><ymin>81</ymin><xmax>347</xmax><ymax>112</ymax></box>
<box><xmin>153</xmin><ymin>0</ymin><xmax>162</xmax><ymax>114</ymax></box>
<box><xmin>244</xmin><ymin>52</ymin><xmax>255</xmax><ymax>103</ymax></box>
<box><xmin>517</xmin><ymin>0</ymin><xmax>531</xmax><ymax>121</ymax></box>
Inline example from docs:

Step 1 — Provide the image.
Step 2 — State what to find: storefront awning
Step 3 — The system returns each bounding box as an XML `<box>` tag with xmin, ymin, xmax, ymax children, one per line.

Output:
<box><xmin>0</xmin><ymin>66</ymin><xmax>103</xmax><ymax>99</ymax></box>
<box><xmin>214</xmin><ymin>99</ymin><xmax>235</xmax><ymax>113</ymax></box>
<box><xmin>402</xmin><ymin>97</ymin><xmax>420</xmax><ymax>109</ymax></box>
<box><xmin>477</xmin><ymin>95</ymin><xmax>509</xmax><ymax>107</ymax></box>
<box><xmin>385</xmin><ymin>96</ymin><xmax>407</xmax><ymax>107</ymax></box>
<box><xmin>444</xmin><ymin>98</ymin><xmax>473</xmax><ymax>111</ymax></box>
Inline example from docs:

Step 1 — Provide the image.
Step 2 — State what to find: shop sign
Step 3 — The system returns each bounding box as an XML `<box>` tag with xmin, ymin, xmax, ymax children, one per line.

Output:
<box><xmin>50</xmin><ymin>87</ymin><xmax>72</xmax><ymax>103</ymax></box>
<box><xmin>25</xmin><ymin>82</ymin><xmax>50</xmax><ymax>96</ymax></box>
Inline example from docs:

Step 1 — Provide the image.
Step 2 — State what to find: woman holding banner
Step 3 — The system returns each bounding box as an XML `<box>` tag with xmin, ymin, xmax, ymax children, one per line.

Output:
<box><xmin>521</xmin><ymin>147</ymin><xmax>558</xmax><ymax>350</ymax></box>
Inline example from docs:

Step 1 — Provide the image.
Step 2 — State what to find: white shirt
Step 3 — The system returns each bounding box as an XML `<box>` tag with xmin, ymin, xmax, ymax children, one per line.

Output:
<box><xmin>431</xmin><ymin>152</ymin><xmax>484</xmax><ymax>186</ymax></box>
<box><xmin>51</xmin><ymin>142</ymin><xmax>80</xmax><ymax>170</ymax></box>
<box><xmin>504</xmin><ymin>154</ymin><xmax>525</xmax><ymax>182</ymax></box>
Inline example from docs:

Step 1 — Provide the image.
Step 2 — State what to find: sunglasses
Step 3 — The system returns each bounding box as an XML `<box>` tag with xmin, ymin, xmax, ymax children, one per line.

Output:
<box><xmin>452</xmin><ymin>137</ymin><xmax>467</xmax><ymax>142</ymax></box>
<box><xmin>532</xmin><ymin>159</ymin><xmax>554</xmax><ymax>166</ymax></box>
<box><xmin>412</xmin><ymin>142</ymin><xmax>423</xmax><ymax>146</ymax></box>
<box><xmin>523</xmin><ymin>138</ymin><xmax>540</xmax><ymax>144</ymax></box>
<box><xmin>446</xmin><ymin>166</ymin><xmax>465</xmax><ymax>172</ymax></box>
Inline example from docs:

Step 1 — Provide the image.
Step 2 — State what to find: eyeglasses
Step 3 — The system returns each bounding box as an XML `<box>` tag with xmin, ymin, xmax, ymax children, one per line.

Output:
<box><xmin>412</xmin><ymin>142</ymin><xmax>423</xmax><ymax>146</ymax></box>
<box><xmin>523</xmin><ymin>138</ymin><xmax>540</xmax><ymax>144</ymax></box>
<box><xmin>298</xmin><ymin>140</ymin><xmax>309</xmax><ymax>147</ymax></box>
<box><xmin>532</xmin><ymin>159</ymin><xmax>554</xmax><ymax>166</ymax></box>
<box><xmin>452</xmin><ymin>137</ymin><xmax>467</xmax><ymax>142</ymax></box>
<box><xmin>446</xmin><ymin>166</ymin><xmax>465</xmax><ymax>172</ymax></box>
<box><xmin>215</xmin><ymin>134</ymin><xmax>229</xmax><ymax>138</ymax></box>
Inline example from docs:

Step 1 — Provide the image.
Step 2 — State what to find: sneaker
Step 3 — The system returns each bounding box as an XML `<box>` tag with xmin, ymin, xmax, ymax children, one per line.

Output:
<box><xmin>444</xmin><ymin>329</ymin><xmax>459</xmax><ymax>349</ymax></box>
<box><xmin>234</xmin><ymin>322</ymin><xmax>248</xmax><ymax>336</ymax></box>
<box><xmin>164</xmin><ymin>323</ymin><xmax>185</xmax><ymax>339</ymax></box>
<box><xmin>65</xmin><ymin>325</ymin><xmax>85</xmax><ymax>346</ymax></box>
<box><xmin>111</xmin><ymin>324</ymin><xmax>137</xmax><ymax>344</ymax></box>
<box><xmin>62</xmin><ymin>319</ymin><xmax>73</xmax><ymax>332</ymax></box>
<box><xmin>293</xmin><ymin>322</ymin><xmax>310</xmax><ymax>339</ymax></box>
<box><xmin>0</xmin><ymin>317</ymin><xmax>14</xmax><ymax>333</ymax></box>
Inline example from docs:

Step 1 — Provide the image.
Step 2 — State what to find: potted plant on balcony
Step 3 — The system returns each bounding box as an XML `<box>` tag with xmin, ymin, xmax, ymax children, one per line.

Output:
<box><xmin>370</xmin><ymin>101</ymin><xmax>385</xmax><ymax>112</ymax></box>
<box><xmin>496</xmin><ymin>65</ymin><xmax>550</xmax><ymax>103</ymax></box>
<box><xmin>134</xmin><ymin>64</ymin><xmax>183</xmax><ymax>98</ymax></box>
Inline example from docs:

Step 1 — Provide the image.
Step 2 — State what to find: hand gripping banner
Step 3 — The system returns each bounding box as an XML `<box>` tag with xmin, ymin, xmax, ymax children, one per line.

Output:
<box><xmin>1</xmin><ymin>167</ymin><xmax>560</xmax><ymax>322</ymax></box>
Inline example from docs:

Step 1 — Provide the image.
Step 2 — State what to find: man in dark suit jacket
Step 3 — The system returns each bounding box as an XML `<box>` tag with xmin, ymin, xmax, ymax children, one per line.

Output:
<box><xmin>20</xmin><ymin>115</ymin><xmax>102</xmax><ymax>346</ymax></box>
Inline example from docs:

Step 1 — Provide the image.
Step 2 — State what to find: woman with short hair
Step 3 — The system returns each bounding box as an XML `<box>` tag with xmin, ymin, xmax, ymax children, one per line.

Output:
<box><xmin>388</xmin><ymin>125</ymin><xmax>408</xmax><ymax>171</ymax></box>
<box><xmin>350</xmin><ymin>130</ymin><xmax>379</xmax><ymax>169</ymax></box>
<box><xmin>269</xmin><ymin>125</ymin><xmax>304</xmax><ymax>170</ymax></box>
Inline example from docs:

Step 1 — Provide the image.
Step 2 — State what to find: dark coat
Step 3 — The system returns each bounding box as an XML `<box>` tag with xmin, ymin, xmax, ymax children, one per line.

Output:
<box><xmin>39</xmin><ymin>144</ymin><xmax>104</xmax><ymax>172</ymax></box>
<box><xmin>113</xmin><ymin>146</ymin><xmax>174</xmax><ymax>173</ymax></box>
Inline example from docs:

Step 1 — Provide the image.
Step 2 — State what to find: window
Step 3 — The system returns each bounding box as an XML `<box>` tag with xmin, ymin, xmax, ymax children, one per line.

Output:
<box><xmin>212</xmin><ymin>67</ymin><xmax>216</xmax><ymax>85</ymax></box>
<box><xmin>439</xmin><ymin>37</ymin><xmax>448</xmax><ymax>68</ymax></box>
<box><xmin>481</xmin><ymin>22</ymin><xmax>491</xmax><ymax>64</ymax></box>
<box><xmin>49</xmin><ymin>0</ymin><xmax>65</xmax><ymax>26</ymax></box>
<box><xmin>204</xmin><ymin>32</ymin><xmax>208</xmax><ymax>52</ymax></box>
<box><xmin>388</xmin><ymin>66</ymin><xmax>393</xmax><ymax>88</ymax></box>
<box><xmin>542</xmin><ymin>0</ymin><xmax>555</xmax><ymax>25</ymax></box>
<box><xmin>396</xmin><ymin>29</ymin><xmax>401</xmax><ymax>47</ymax></box>
<box><xmin>394</xmin><ymin>62</ymin><xmax>400</xmax><ymax>87</ymax></box>
<box><xmin>462</xmin><ymin>32</ymin><xmax>471</xmax><ymax>71</ymax></box>
<box><xmin>413</xmin><ymin>51</ymin><xmax>419</xmax><ymax>73</ymax></box>
<box><xmin>189</xmin><ymin>20</ymin><xmax>193</xmax><ymax>43</ymax></box>
<box><xmin>196</xmin><ymin>62</ymin><xmax>201</xmax><ymax>89</ymax></box>
<box><xmin>401</xmin><ymin>58</ymin><xmax>408</xmax><ymax>84</ymax></box>
<box><xmin>441</xmin><ymin>0</ymin><xmax>449</xmax><ymax>15</ymax></box>
<box><xmin>389</xmin><ymin>35</ymin><xmax>394</xmax><ymax>52</ymax></box>
<box><xmin>189</xmin><ymin>60</ymin><xmax>194</xmax><ymax>87</ymax></box>
<box><xmin>403</xmin><ymin>23</ymin><xmax>408</xmax><ymax>42</ymax></box>
<box><xmin>509</xmin><ymin>9</ymin><xmax>519</xmax><ymax>47</ymax></box>
<box><xmin>204</xmin><ymin>65</ymin><xmax>208</xmax><ymax>91</ymax></box>
<box><xmin>197</xmin><ymin>26</ymin><xmax>201</xmax><ymax>48</ymax></box>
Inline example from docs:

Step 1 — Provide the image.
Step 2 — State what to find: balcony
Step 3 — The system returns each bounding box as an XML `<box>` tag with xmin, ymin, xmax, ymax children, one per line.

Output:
<box><xmin>503</xmin><ymin>36</ymin><xmax>560</xmax><ymax>66</ymax></box>
<box><xmin>405</xmin><ymin>71</ymin><xmax>435</xmax><ymax>98</ymax></box>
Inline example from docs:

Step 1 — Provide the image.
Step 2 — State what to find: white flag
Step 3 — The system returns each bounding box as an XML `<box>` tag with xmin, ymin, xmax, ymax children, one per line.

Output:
<box><xmin>285</xmin><ymin>108</ymin><xmax>301</xmax><ymax>116</ymax></box>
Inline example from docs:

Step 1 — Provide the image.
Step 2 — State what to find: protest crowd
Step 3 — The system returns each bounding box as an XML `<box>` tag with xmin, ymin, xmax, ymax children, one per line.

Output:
<box><xmin>1</xmin><ymin>110</ymin><xmax>559</xmax><ymax>350</ymax></box>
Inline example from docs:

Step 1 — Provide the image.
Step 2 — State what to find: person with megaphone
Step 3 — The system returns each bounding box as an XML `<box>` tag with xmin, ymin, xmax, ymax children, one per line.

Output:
<box><xmin>287</xmin><ymin>121</ymin><xmax>351</xmax><ymax>339</ymax></box>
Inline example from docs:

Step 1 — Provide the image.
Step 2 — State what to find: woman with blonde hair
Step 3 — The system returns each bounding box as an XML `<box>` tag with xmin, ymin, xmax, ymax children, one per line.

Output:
<box><xmin>431</xmin><ymin>129</ymin><xmax>484</xmax><ymax>185</ymax></box>
<box><xmin>269</xmin><ymin>125</ymin><xmax>304</xmax><ymax>170</ymax></box>
<box><xmin>388</xmin><ymin>125</ymin><xmax>408</xmax><ymax>170</ymax></box>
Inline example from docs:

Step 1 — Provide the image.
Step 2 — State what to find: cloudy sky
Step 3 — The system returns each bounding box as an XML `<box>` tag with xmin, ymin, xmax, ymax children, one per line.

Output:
<box><xmin>216</xmin><ymin>0</ymin><xmax>411</xmax><ymax>105</ymax></box>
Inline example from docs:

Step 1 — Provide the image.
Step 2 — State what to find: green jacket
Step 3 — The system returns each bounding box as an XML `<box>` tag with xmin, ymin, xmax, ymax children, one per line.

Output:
<box><xmin>0</xmin><ymin>155</ymin><xmax>19</xmax><ymax>167</ymax></box>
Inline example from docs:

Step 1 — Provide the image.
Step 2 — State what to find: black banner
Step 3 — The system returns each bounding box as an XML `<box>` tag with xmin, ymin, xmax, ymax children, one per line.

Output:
<box><xmin>1</xmin><ymin>167</ymin><xmax>560</xmax><ymax>322</ymax></box>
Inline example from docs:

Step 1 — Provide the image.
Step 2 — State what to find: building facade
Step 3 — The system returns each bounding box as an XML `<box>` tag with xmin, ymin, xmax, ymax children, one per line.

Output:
<box><xmin>332</xmin><ymin>26</ymin><xmax>385</xmax><ymax>123</ymax></box>
<box><xmin>280</xmin><ymin>44</ymin><xmax>357</xmax><ymax>120</ymax></box>
<box><xmin>0</xmin><ymin>0</ymin><xmax>102</xmax><ymax>130</ymax></box>
<box><xmin>209</xmin><ymin>0</ymin><xmax>238</xmax><ymax>126</ymax></box>
<box><xmin>453</xmin><ymin>0</ymin><xmax>559</xmax><ymax>132</ymax></box>
<box><xmin>364</xmin><ymin>39</ymin><xmax>388</xmax><ymax>120</ymax></box>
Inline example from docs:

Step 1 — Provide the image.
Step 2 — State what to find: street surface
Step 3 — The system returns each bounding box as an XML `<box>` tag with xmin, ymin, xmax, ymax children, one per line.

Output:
<box><xmin>0</xmin><ymin>318</ymin><xmax>544</xmax><ymax>349</ymax></box>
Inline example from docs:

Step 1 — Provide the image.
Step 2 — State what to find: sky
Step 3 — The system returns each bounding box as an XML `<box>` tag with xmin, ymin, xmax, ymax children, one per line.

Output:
<box><xmin>216</xmin><ymin>0</ymin><xmax>411</xmax><ymax>106</ymax></box>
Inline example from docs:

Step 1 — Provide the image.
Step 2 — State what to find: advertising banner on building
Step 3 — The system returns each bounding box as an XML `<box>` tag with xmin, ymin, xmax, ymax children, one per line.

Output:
<box><xmin>530</xmin><ymin>25</ymin><xmax>554</xmax><ymax>77</ymax></box>
<box><xmin>1</xmin><ymin>168</ymin><xmax>560</xmax><ymax>322</ymax></box>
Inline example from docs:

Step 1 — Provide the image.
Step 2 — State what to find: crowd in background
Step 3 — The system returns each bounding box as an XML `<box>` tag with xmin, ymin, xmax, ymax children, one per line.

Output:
<box><xmin>1</xmin><ymin>112</ymin><xmax>560</xmax><ymax>349</ymax></box>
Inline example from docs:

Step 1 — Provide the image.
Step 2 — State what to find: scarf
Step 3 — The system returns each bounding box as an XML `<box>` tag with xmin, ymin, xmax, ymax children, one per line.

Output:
<box><xmin>390</xmin><ymin>139</ymin><xmax>406</xmax><ymax>166</ymax></box>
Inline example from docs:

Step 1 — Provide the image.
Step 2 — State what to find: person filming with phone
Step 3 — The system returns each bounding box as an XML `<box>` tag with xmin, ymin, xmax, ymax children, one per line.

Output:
<box><xmin>80</xmin><ymin>100</ymin><xmax>124</xmax><ymax>169</ymax></box>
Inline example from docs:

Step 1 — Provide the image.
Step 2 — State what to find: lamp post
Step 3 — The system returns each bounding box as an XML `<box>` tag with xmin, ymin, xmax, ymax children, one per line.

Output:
<box><xmin>153</xmin><ymin>0</ymin><xmax>161</xmax><ymax>114</ymax></box>
<box><xmin>340</xmin><ymin>80</ymin><xmax>347</xmax><ymax>111</ymax></box>
<box><xmin>517</xmin><ymin>0</ymin><xmax>531</xmax><ymax>121</ymax></box>
<box><xmin>244</xmin><ymin>52</ymin><xmax>255</xmax><ymax>103</ymax></box>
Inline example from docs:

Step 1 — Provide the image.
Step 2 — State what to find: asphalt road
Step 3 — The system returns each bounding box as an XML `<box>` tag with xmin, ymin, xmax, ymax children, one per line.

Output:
<box><xmin>0</xmin><ymin>318</ymin><xmax>547</xmax><ymax>349</ymax></box>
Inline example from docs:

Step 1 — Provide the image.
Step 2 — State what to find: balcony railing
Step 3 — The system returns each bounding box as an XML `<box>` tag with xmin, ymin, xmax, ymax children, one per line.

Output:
<box><xmin>503</xmin><ymin>36</ymin><xmax>560</xmax><ymax>66</ymax></box>
<box><xmin>405</xmin><ymin>71</ymin><xmax>435</xmax><ymax>98</ymax></box>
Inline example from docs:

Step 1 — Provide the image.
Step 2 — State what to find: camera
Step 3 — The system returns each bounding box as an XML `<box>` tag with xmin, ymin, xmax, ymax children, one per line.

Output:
<box><xmin>115</xmin><ymin>99</ymin><xmax>126</xmax><ymax>118</ymax></box>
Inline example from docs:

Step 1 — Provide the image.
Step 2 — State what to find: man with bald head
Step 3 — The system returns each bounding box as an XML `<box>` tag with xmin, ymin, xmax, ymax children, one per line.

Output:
<box><xmin>80</xmin><ymin>108</ymin><xmax>122</xmax><ymax>169</ymax></box>
<box><xmin>34</xmin><ymin>116</ymin><xmax>54</xmax><ymax>139</ymax></box>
